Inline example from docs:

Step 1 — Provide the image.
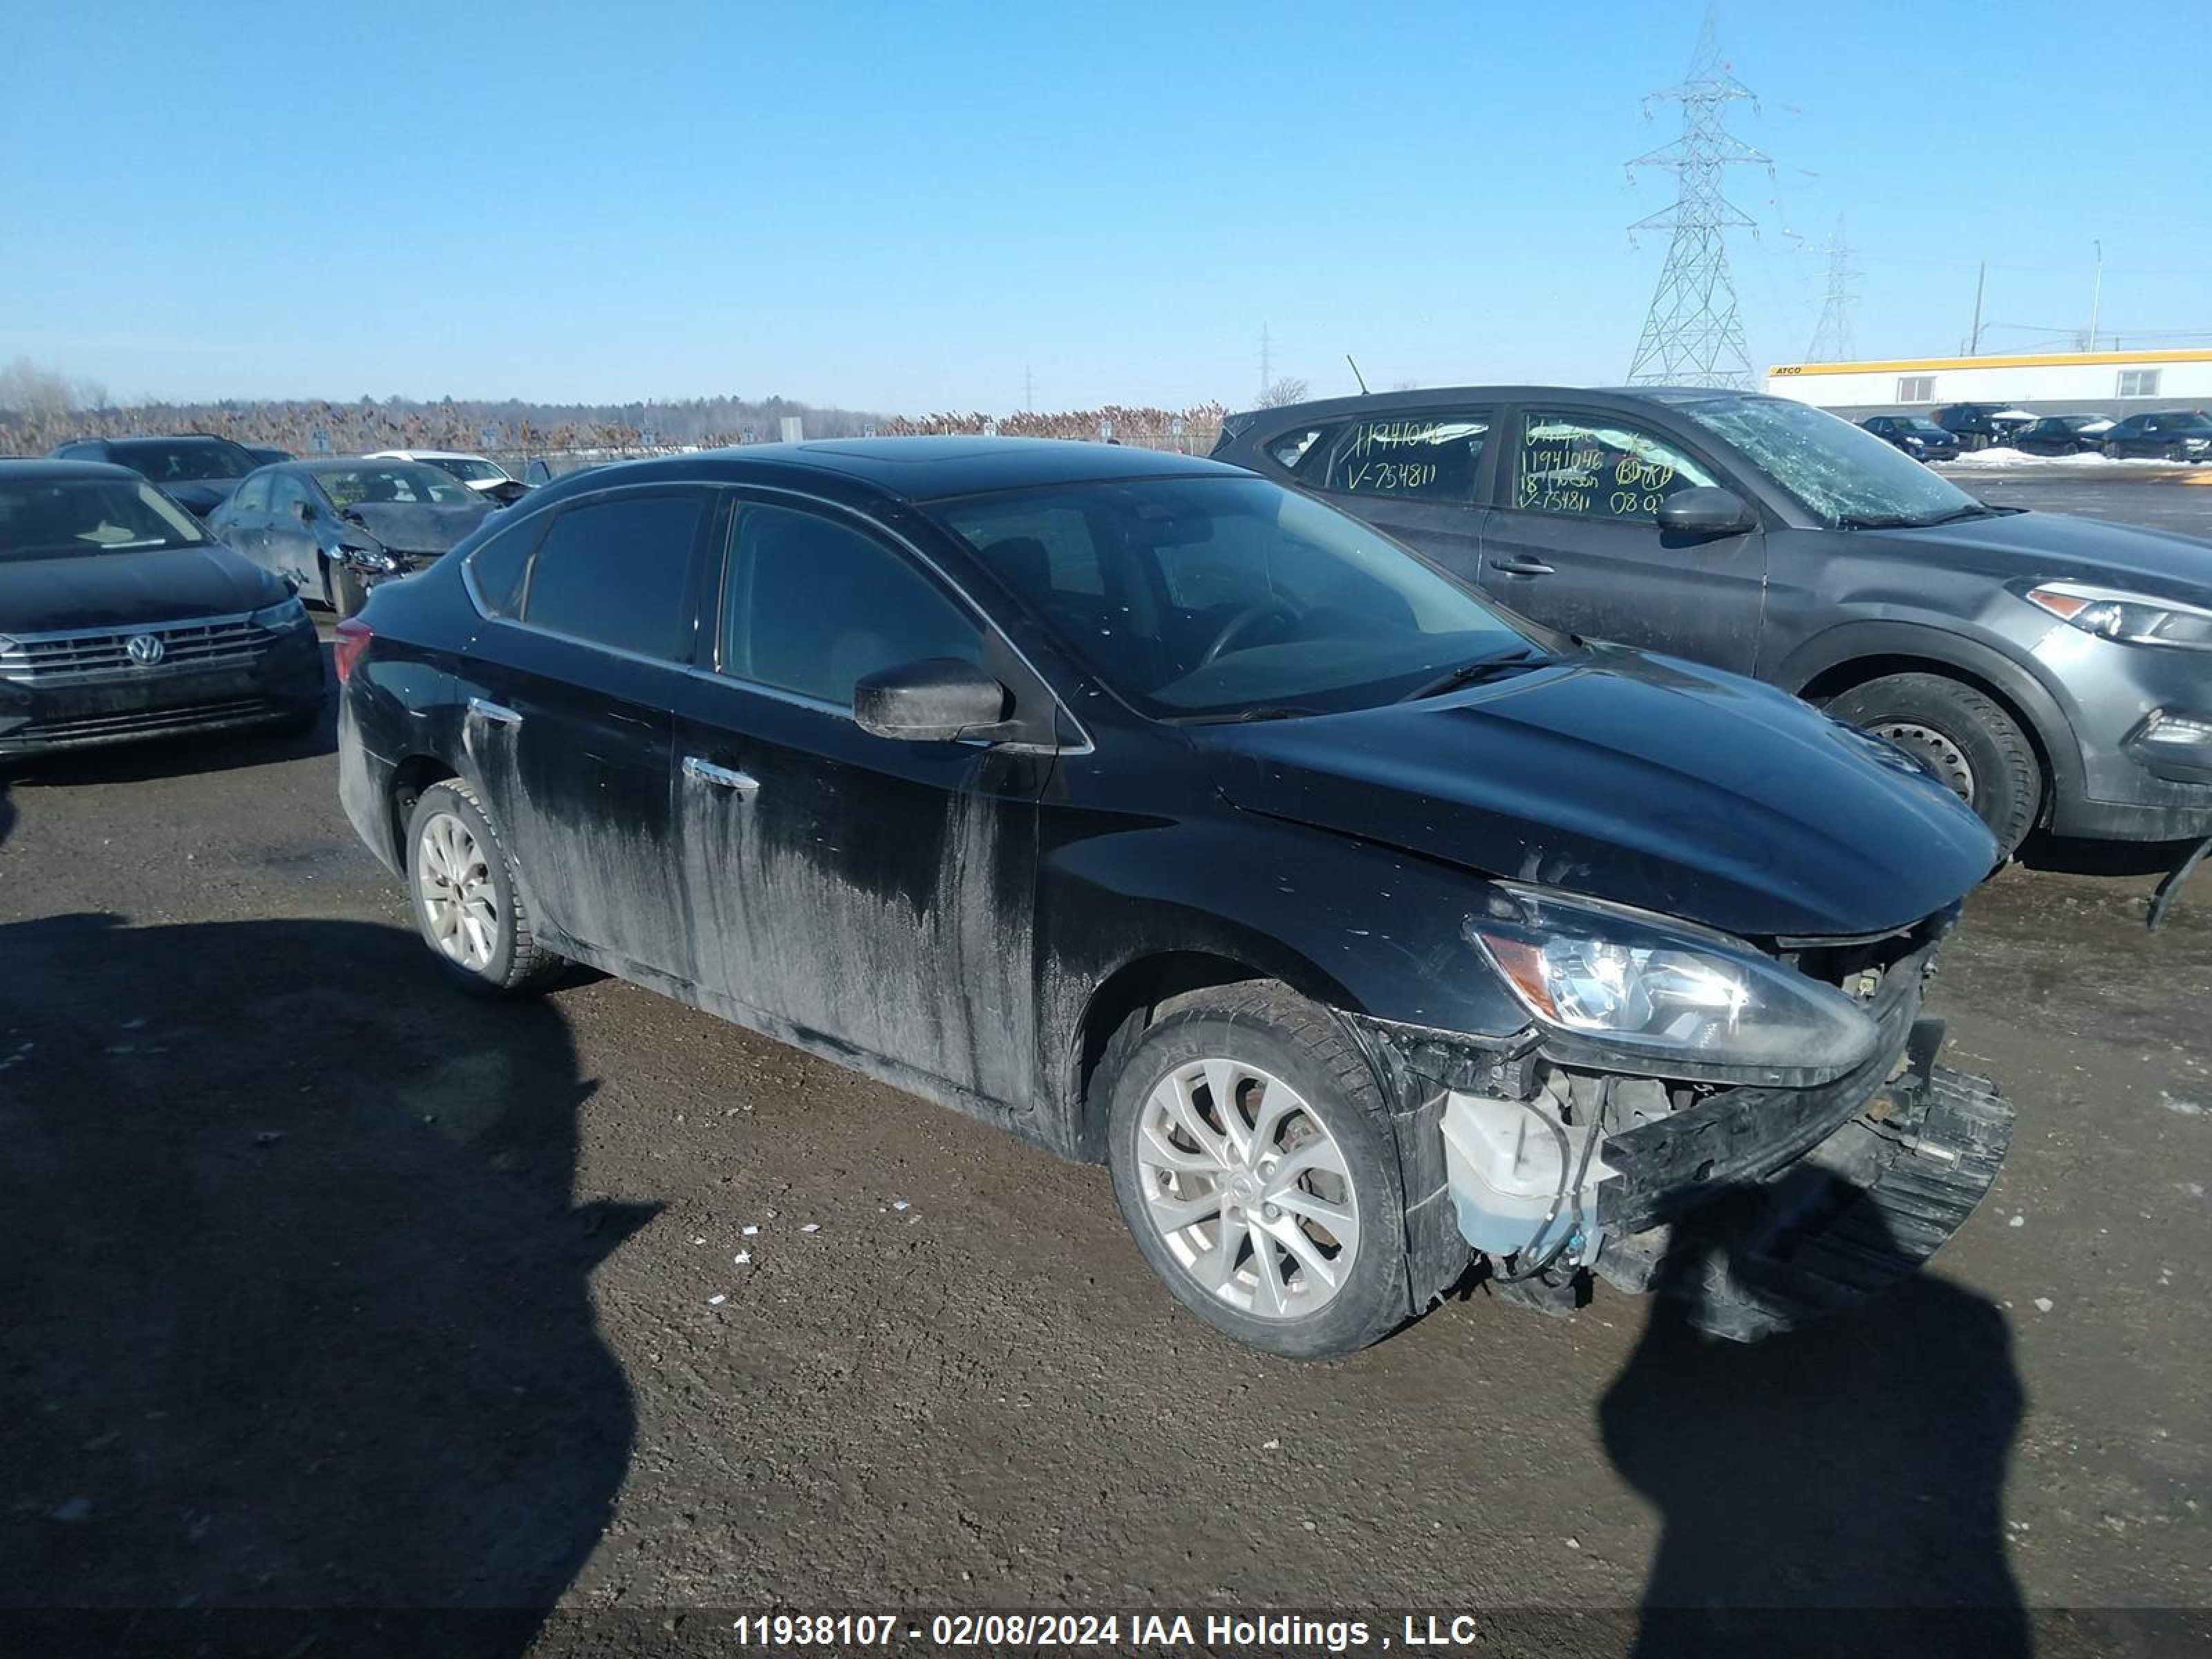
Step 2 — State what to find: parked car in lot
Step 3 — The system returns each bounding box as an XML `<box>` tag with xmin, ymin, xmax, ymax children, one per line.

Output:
<box><xmin>366</xmin><ymin>449</ymin><xmax>529</xmax><ymax>507</ymax></box>
<box><xmin>46</xmin><ymin>433</ymin><xmax>261</xmax><ymax>519</ymax></box>
<box><xmin>208</xmin><ymin>458</ymin><xmax>496</xmax><ymax>619</ymax></box>
<box><xmin>1859</xmin><ymin>414</ymin><xmax>1961</xmax><ymax>462</ymax></box>
<box><xmin>0</xmin><ymin>460</ymin><xmax>322</xmax><ymax>756</ymax></box>
<box><xmin>1213</xmin><ymin>387</ymin><xmax>2212</xmax><ymax>857</ymax></box>
<box><xmin>336</xmin><ymin>439</ymin><xmax>2009</xmax><ymax>1356</ymax></box>
<box><xmin>2099</xmin><ymin>411</ymin><xmax>2212</xmax><ymax>462</ymax></box>
<box><xmin>2012</xmin><ymin>413</ymin><xmax>2114</xmax><ymax>456</ymax></box>
<box><xmin>1930</xmin><ymin>404</ymin><xmax>2034</xmax><ymax>451</ymax></box>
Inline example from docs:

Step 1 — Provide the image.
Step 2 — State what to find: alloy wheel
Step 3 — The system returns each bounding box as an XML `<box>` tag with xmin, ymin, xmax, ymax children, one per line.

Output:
<box><xmin>416</xmin><ymin>811</ymin><xmax>500</xmax><ymax>971</ymax></box>
<box><xmin>1134</xmin><ymin>1057</ymin><xmax>1360</xmax><ymax>1321</ymax></box>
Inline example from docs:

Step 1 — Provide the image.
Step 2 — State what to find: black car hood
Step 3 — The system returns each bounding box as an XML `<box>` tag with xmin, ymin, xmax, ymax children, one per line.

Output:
<box><xmin>337</xmin><ymin>501</ymin><xmax>487</xmax><ymax>555</ymax></box>
<box><xmin>0</xmin><ymin>545</ymin><xmax>285</xmax><ymax>635</ymax></box>
<box><xmin>1192</xmin><ymin>646</ymin><xmax>1996</xmax><ymax>939</ymax></box>
<box><xmin>1880</xmin><ymin>509</ymin><xmax>2212</xmax><ymax>600</ymax></box>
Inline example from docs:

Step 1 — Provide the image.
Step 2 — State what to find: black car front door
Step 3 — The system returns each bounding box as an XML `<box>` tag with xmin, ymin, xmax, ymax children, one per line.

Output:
<box><xmin>1476</xmin><ymin>405</ymin><xmax>1769</xmax><ymax>675</ymax></box>
<box><xmin>454</xmin><ymin>485</ymin><xmax>714</xmax><ymax>984</ymax></box>
<box><xmin>671</xmin><ymin>493</ymin><xmax>1051</xmax><ymax>1106</ymax></box>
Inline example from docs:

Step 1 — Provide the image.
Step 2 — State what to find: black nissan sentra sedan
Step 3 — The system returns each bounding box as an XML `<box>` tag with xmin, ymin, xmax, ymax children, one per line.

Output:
<box><xmin>335</xmin><ymin>440</ymin><xmax>2009</xmax><ymax>1357</ymax></box>
<box><xmin>1</xmin><ymin>460</ymin><xmax>324</xmax><ymax>757</ymax></box>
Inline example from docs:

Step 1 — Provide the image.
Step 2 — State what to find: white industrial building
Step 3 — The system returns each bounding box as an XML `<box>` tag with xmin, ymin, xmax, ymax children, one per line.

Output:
<box><xmin>1762</xmin><ymin>350</ymin><xmax>2212</xmax><ymax>418</ymax></box>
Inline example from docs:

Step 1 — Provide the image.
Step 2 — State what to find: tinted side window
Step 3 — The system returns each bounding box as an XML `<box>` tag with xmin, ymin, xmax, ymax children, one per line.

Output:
<box><xmin>232</xmin><ymin>474</ymin><xmax>272</xmax><ymax>513</ymax></box>
<box><xmin>521</xmin><ymin>491</ymin><xmax>706</xmax><ymax>661</ymax></box>
<box><xmin>1510</xmin><ymin>411</ymin><xmax>1718</xmax><ymax>522</ymax></box>
<box><xmin>466</xmin><ymin>516</ymin><xmax>543</xmax><ymax>617</ymax></box>
<box><xmin>1312</xmin><ymin>411</ymin><xmax>1489</xmax><ymax>503</ymax></box>
<box><xmin>721</xmin><ymin>502</ymin><xmax>981</xmax><ymax>706</ymax></box>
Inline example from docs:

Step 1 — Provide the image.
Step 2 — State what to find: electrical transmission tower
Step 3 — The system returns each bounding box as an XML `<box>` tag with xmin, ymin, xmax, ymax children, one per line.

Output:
<box><xmin>1806</xmin><ymin>214</ymin><xmax>1858</xmax><ymax>362</ymax></box>
<box><xmin>1624</xmin><ymin>5</ymin><xmax>1770</xmax><ymax>388</ymax></box>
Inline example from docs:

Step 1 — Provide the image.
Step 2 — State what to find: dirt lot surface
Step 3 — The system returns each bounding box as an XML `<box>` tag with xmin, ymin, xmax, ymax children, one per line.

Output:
<box><xmin>3</xmin><ymin>489</ymin><xmax>2209</xmax><ymax>1654</ymax></box>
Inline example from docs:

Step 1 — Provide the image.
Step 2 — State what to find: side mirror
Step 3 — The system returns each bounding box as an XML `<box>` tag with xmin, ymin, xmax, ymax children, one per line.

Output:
<box><xmin>1656</xmin><ymin>486</ymin><xmax>1755</xmax><ymax>539</ymax></box>
<box><xmin>293</xmin><ymin>500</ymin><xmax>315</xmax><ymax>523</ymax></box>
<box><xmin>853</xmin><ymin>657</ymin><xmax>1011</xmax><ymax>744</ymax></box>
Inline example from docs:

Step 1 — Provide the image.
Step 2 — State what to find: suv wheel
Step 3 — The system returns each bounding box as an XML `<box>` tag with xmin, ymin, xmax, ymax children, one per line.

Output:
<box><xmin>1827</xmin><ymin>673</ymin><xmax>2041</xmax><ymax>859</ymax></box>
<box><xmin>404</xmin><ymin>779</ymin><xmax>562</xmax><ymax>995</ymax></box>
<box><xmin>1105</xmin><ymin>983</ymin><xmax>1407</xmax><ymax>1358</ymax></box>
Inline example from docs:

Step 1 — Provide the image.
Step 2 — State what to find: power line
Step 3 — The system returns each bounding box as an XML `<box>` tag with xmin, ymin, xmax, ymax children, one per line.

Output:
<box><xmin>1625</xmin><ymin>4</ymin><xmax>1772</xmax><ymax>389</ymax></box>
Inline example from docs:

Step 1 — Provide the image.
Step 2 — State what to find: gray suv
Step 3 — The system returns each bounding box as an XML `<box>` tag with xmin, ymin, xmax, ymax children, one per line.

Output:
<box><xmin>1213</xmin><ymin>388</ymin><xmax>2212</xmax><ymax>856</ymax></box>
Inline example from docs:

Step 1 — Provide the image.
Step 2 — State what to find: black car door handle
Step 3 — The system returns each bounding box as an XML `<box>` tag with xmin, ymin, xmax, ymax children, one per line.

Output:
<box><xmin>1490</xmin><ymin>556</ymin><xmax>1555</xmax><ymax>577</ymax></box>
<box><xmin>682</xmin><ymin>756</ymin><xmax>760</xmax><ymax>796</ymax></box>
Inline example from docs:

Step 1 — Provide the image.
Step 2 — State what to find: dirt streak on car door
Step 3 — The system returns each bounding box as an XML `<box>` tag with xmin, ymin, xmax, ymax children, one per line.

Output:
<box><xmin>673</xmin><ymin>680</ymin><xmax>1049</xmax><ymax>1110</ymax></box>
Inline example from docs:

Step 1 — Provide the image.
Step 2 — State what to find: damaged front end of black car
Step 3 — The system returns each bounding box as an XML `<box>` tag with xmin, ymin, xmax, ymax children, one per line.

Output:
<box><xmin>1355</xmin><ymin>886</ymin><xmax>2009</xmax><ymax>1342</ymax></box>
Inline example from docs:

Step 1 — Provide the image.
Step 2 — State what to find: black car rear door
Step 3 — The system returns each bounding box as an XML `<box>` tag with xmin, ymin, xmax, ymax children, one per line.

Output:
<box><xmin>454</xmin><ymin>484</ymin><xmax>715</xmax><ymax>984</ymax></box>
<box><xmin>670</xmin><ymin>490</ymin><xmax>1051</xmax><ymax>1105</ymax></box>
<box><xmin>1277</xmin><ymin>404</ymin><xmax>1496</xmax><ymax>585</ymax></box>
<box><xmin>1476</xmin><ymin>404</ymin><xmax>1769</xmax><ymax>675</ymax></box>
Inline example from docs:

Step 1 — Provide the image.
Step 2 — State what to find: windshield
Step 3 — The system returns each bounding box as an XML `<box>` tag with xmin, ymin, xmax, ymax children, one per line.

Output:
<box><xmin>930</xmin><ymin>475</ymin><xmax>1537</xmax><ymax>720</ymax></box>
<box><xmin>423</xmin><ymin>456</ymin><xmax>509</xmax><ymax>484</ymax></box>
<box><xmin>108</xmin><ymin>439</ymin><xmax>252</xmax><ymax>482</ymax></box>
<box><xmin>0</xmin><ymin>477</ymin><xmax>209</xmax><ymax>562</ymax></box>
<box><xmin>1666</xmin><ymin>395</ymin><xmax>1982</xmax><ymax>529</ymax></box>
<box><xmin>1900</xmin><ymin>418</ymin><xmax>1949</xmax><ymax>436</ymax></box>
<box><xmin>312</xmin><ymin>463</ymin><xmax>483</xmax><ymax>508</ymax></box>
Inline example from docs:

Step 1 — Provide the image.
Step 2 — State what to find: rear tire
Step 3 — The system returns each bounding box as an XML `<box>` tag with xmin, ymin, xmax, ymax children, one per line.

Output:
<box><xmin>404</xmin><ymin>779</ymin><xmax>562</xmax><ymax>996</ymax></box>
<box><xmin>330</xmin><ymin>561</ymin><xmax>370</xmax><ymax>620</ymax></box>
<box><xmin>1826</xmin><ymin>673</ymin><xmax>2040</xmax><ymax>859</ymax></box>
<box><xmin>1103</xmin><ymin>982</ymin><xmax>1409</xmax><ymax>1358</ymax></box>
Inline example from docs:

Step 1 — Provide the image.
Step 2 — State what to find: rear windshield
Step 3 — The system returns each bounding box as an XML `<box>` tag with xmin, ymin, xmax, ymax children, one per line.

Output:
<box><xmin>108</xmin><ymin>440</ymin><xmax>252</xmax><ymax>482</ymax></box>
<box><xmin>0</xmin><ymin>477</ymin><xmax>210</xmax><ymax>561</ymax></box>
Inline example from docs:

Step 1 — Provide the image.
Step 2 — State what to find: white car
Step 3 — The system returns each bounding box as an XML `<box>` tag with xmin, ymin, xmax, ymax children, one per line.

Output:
<box><xmin>364</xmin><ymin>450</ymin><xmax>524</xmax><ymax>504</ymax></box>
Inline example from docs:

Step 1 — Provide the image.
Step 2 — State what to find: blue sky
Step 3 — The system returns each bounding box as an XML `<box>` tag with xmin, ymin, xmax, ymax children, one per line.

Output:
<box><xmin>3</xmin><ymin>1</ymin><xmax>2205</xmax><ymax>413</ymax></box>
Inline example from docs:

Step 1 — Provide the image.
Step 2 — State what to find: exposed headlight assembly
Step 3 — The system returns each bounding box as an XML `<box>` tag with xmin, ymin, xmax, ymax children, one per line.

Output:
<box><xmin>335</xmin><ymin>543</ymin><xmax>400</xmax><ymax>575</ymax></box>
<box><xmin>250</xmin><ymin>596</ymin><xmax>309</xmax><ymax>629</ymax></box>
<box><xmin>2025</xmin><ymin>581</ymin><xmax>2212</xmax><ymax>650</ymax></box>
<box><xmin>1466</xmin><ymin>886</ymin><xmax>1882</xmax><ymax>1085</ymax></box>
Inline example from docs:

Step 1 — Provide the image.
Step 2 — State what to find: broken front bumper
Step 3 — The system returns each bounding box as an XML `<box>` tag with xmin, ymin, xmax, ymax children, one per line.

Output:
<box><xmin>1356</xmin><ymin>960</ymin><xmax>2015</xmax><ymax>1342</ymax></box>
<box><xmin>1595</xmin><ymin>1053</ymin><xmax>2014</xmax><ymax>1342</ymax></box>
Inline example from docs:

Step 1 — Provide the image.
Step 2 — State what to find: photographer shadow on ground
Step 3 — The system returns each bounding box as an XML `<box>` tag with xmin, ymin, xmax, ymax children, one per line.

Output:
<box><xmin>0</xmin><ymin>912</ymin><xmax>654</xmax><ymax>1654</ymax></box>
<box><xmin>1597</xmin><ymin>1175</ymin><xmax>2027</xmax><ymax>1658</ymax></box>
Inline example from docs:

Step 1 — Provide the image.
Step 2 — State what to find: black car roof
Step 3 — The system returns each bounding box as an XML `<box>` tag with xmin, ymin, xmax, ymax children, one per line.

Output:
<box><xmin>522</xmin><ymin>438</ymin><xmax>1244</xmax><ymax>507</ymax></box>
<box><xmin>0</xmin><ymin>458</ymin><xmax>145</xmax><ymax>483</ymax></box>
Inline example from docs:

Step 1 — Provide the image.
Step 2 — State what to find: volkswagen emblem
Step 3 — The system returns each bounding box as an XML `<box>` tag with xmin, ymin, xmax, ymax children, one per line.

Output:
<box><xmin>125</xmin><ymin>633</ymin><xmax>165</xmax><ymax>667</ymax></box>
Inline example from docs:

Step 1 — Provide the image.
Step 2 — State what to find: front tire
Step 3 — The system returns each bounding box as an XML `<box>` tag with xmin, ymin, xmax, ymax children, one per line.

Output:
<box><xmin>404</xmin><ymin>779</ymin><xmax>562</xmax><ymax>996</ymax></box>
<box><xmin>1104</xmin><ymin>983</ymin><xmax>1408</xmax><ymax>1358</ymax></box>
<box><xmin>1827</xmin><ymin>673</ymin><xmax>2041</xmax><ymax>859</ymax></box>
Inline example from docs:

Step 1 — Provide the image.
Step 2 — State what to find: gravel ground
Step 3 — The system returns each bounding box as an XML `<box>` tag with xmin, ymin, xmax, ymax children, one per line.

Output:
<box><xmin>3</xmin><ymin>503</ymin><xmax>2208</xmax><ymax>1652</ymax></box>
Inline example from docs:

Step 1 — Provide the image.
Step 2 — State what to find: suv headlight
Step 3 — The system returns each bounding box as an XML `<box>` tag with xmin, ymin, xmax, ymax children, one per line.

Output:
<box><xmin>250</xmin><ymin>597</ymin><xmax>308</xmax><ymax>629</ymax></box>
<box><xmin>1466</xmin><ymin>886</ymin><xmax>1881</xmax><ymax>1082</ymax></box>
<box><xmin>2025</xmin><ymin>581</ymin><xmax>2212</xmax><ymax>650</ymax></box>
